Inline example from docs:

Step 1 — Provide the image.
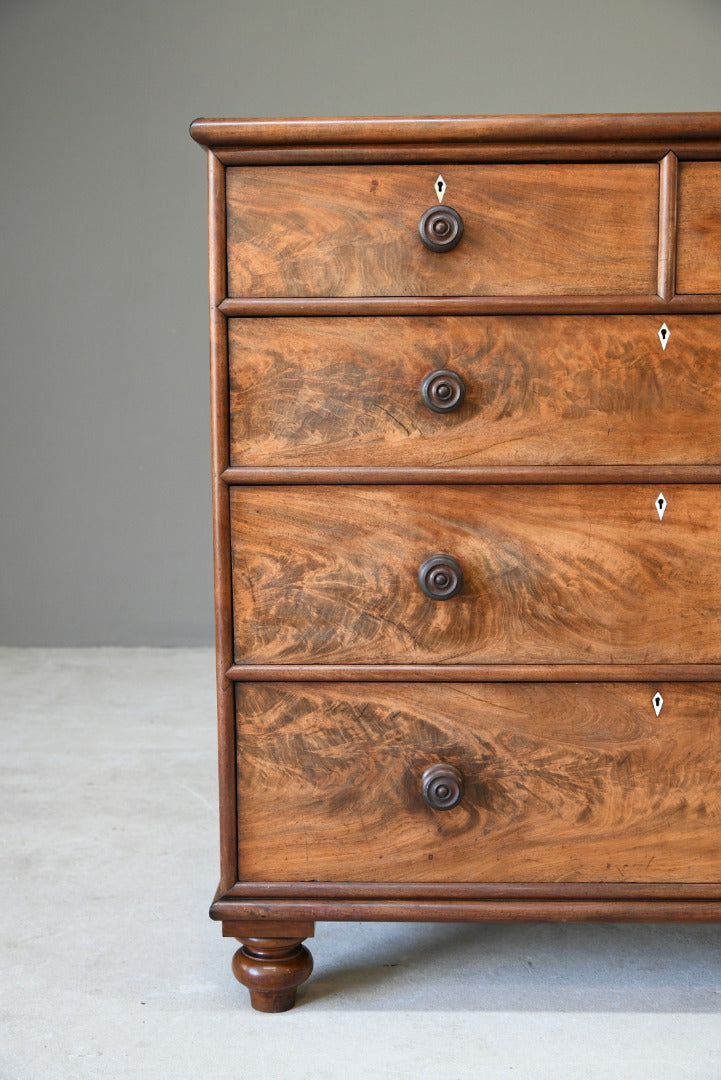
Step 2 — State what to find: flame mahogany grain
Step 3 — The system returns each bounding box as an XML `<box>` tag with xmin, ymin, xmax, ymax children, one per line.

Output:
<box><xmin>234</xmin><ymin>682</ymin><xmax>721</xmax><ymax>884</ymax></box>
<box><xmin>225</xmin><ymin>164</ymin><xmax>658</xmax><ymax>298</ymax></box>
<box><xmin>230</xmin><ymin>484</ymin><xmax>721</xmax><ymax>666</ymax></box>
<box><xmin>194</xmin><ymin>112</ymin><xmax>721</xmax><ymax>1011</ymax></box>
<box><xmin>228</xmin><ymin>315</ymin><xmax>721</xmax><ymax>468</ymax></box>
<box><xmin>677</xmin><ymin>163</ymin><xmax>721</xmax><ymax>294</ymax></box>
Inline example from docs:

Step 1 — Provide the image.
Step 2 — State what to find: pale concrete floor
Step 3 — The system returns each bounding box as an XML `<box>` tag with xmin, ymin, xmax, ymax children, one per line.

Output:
<box><xmin>2</xmin><ymin>648</ymin><xmax>720</xmax><ymax>1080</ymax></box>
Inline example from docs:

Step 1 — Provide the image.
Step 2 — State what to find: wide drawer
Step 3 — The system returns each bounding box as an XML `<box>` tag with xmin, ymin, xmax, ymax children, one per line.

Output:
<box><xmin>229</xmin><ymin>315</ymin><xmax>721</xmax><ymax>467</ymax></box>
<box><xmin>235</xmin><ymin>682</ymin><xmax>721</xmax><ymax>883</ymax></box>
<box><xmin>230</xmin><ymin>485</ymin><xmax>721</xmax><ymax>665</ymax></box>
<box><xmin>225</xmin><ymin>164</ymin><xmax>658</xmax><ymax>297</ymax></box>
<box><xmin>677</xmin><ymin>162</ymin><xmax>721</xmax><ymax>294</ymax></box>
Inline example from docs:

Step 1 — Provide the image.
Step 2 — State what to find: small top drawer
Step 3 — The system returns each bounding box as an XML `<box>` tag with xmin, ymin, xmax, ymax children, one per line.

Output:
<box><xmin>225</xmin><ymin>164</ymin><xmax>659</xmax><ymax>298</ymax></box>
<box><xmin>677</xmin><ymin>163</ymin><xmax>721</xmax><ymax>294</ymax></box>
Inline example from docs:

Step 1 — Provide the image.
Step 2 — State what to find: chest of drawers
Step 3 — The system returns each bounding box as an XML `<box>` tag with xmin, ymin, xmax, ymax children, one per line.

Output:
<box><xmin>190</xmin><ymin>113</ymin><xmax>721</xmax><ymax>1011</ymax></box>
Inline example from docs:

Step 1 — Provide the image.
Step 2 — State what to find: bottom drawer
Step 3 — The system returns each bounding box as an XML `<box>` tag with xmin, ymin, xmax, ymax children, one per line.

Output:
<box><xmin>236</xmin><ymin>682</ymin><xmax>721</xmax><ymax>884</ymax></box>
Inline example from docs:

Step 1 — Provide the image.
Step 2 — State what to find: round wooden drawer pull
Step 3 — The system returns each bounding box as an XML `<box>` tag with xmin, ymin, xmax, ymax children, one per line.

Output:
<box><xmin>418</xmin><ymin>205</ymin><xmax>464</xmax><ymax>252</ymax></box>
<box><xmin>422</xmin><ymin>763</ymin><xmax>464</xmax><ymax>811</ymax></box>
<box><xmin>418</xmin><ymin>553</ymin><xmax>463</xmax><ymax>600</ymax></box>
<box><xmin>420</xmin><ymin>369</ymin><xmax>465</xmax><ymax>413</ymax></box>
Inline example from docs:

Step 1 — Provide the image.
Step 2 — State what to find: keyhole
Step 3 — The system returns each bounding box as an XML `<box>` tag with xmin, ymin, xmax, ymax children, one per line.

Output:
<box><xmin>656</xmin><ymin>493</ymin><xmax>667</xmax><ymax>520</ymax></box>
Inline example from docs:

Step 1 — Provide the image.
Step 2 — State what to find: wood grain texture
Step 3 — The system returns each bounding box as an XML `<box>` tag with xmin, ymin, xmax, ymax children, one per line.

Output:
<box><xmin>235</xmin><ymin>682</ymin><xmax>721</xmax><ymax>883</ymax></box>
<box><xmin>207</xmin><ymin>150</ymin><xmax>238</xmax><ymax>892</ymax></box>
<box><xmin>225</xmin><ymin>164</ymin><xmax>658</xmax><ymax>297</ymax></box>
<box><xmin>228</xmin><ymin>315</ymin><xmax>721</xmax><ymax>467</ymax></box>
<box><xmin>657</xmin><ymin>152</ymin><xmax>678</xmax><ymax>300</ymax></box>
<box><xmin>222</xmin><ymin>881</ymin><xmax>721</xmax><ymax>900</ymax></box>
<box><xmin>226</xmin><ymin>664</ymin><xmax>721</xmax><ymax>683</ymax></box>
<box><xmin>190</xmin><ymin>113</ymin><xmax>721</xmax><ymax>148</ymax></box>
<box><xmin>220</xmin><ymin>920</ymin><xmax>315</xmax><ymax>938</ymax></box>
<box><xmin>215</xmin><ymin>143</ymin><xmax>721</xmax><ymax>167</ymax></box>
<box><xmin>232</xmin><ymin>936</ymin><xmax>313</xmax><ymax>1012</ymax></box>
<box><xmin>230</xmin><ymin>484</ymin><xmax>721</xmax><ymax>665</ymax></box>
<box><xmin>195</xmin><ymin>115</ymin><xmax>721</xmax><ymax>984</ymax></box>
<box><xmin>677</xmin><ymin>162</ymin><xmax>721</xmax><ymax>294</ymax></box>
<box><xmin>222</xmin><ymin>467</ymin><xmax>721</xmax><ymax>486</ymax></box>
<box><xmin>212</xmin><ymin>897</ymin><xmax>721</xmax><ymax>923</ymax></box>
<box><xmin>219</xmin><ymin>295</ymin><xmax>721</xmax><ymax>316</ymax></box>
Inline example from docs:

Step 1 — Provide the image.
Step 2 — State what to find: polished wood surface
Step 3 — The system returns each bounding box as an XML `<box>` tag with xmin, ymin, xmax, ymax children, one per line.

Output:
<box><xmin>216</xmin><ymin>143</ymin><xmax>721</xmax><ymax>167</ymax></box>
<box><xmin>212</xmin><ymin>896</ymin><xmax>721</xmax><ymax>923</ymax></box>
<box><xmin>657</xmin><ymin>152</ymin><xmax>678</xmax><ymax>300</ymax></box>
<box><xmin>235</xmin><ymin>682</ymin><xmax>721</xmax><ymax>883</ymax></box>
<box><xmin>190</xmin><ymin>112</ymin><xmax>721</xmax><ymax>149</ymax></box>
<box><xmin>207</xmin><ymin>151</ymin><xmax>238</xmax><ymax>891</ymax></box>
<box><xmin>195</xmin><ymin>113</ymin><xmax>721</xmax><ymax>1010</ymax></box>
<box><xmin>222</xmin><ymin>466</ymin><xmax>721</xmax><ymax>486</ymax></box>
<box><xmin>230</xmin><ymin>485</ymin><xmax>721</xmax><ymax>665</ymax></box>
<box><xmin>232</xmin><ymin>937</ymin><xmax>313</xmax><ymax>1012</ymax></box>
<box><xmin>222</xmin><ymin>881</ymin><xmax>721</xmax><ymax>901</ymax></box>
<box><xmin>228</xmin><ymin>315</ymin><xmax>721</xmax><ymax>467</ymax></box>
<box><xmin>677</xmin><ymin>163</ymin><xmax>721</xmax><ymax>294</ymax></box>
<box><xmin>226</xmin><ymin>164</ymin><xmax>658</xmax><ymax>297</ymax></box>
<box><xmin>220</xmin><ymin>295</ymin><xmax>721</xmax><ymax>316</ymax></box>
<box><xmin>225</xmin><ymin>663</ymin><xmax>721</xmax><ymax>683</ymax></box>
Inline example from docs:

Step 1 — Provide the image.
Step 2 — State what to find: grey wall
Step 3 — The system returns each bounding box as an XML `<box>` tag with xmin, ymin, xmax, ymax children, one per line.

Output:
<box><xmin>1</xmin><ymin>0</ymin><xmax>720</xmax><ymax>645</ymax></box>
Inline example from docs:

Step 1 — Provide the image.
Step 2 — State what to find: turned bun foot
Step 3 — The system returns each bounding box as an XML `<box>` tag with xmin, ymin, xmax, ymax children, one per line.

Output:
<box><xmin>232</xmin><ymin>937</ymin><xmax>313</xmax><ymax>1012</ymax></box>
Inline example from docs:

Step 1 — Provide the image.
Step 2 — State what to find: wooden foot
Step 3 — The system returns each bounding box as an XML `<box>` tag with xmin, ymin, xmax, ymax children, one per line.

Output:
<box><xmin>232</xmin><ymin>937</ymin><xmax>313</xmax><ymax>1012</ymax></box>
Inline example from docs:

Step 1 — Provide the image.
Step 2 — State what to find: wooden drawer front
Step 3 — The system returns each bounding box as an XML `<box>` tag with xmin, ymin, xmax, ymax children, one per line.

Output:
<box><xmin>229</xmin><ymin>315</ymin><xmax>721</xmax><ymax>467</ymax></box>
<box><xmin>231</xmin><ymin>485</ymin><xmax>721</xmax><ymax>665</ymax></box>
<box><xmin>236</xmin><ymin>682</ymin><xmax>721</xmax><ymax>883</ymax></box>
<box><xmin>225</xmin><ymin>164</ymin><xmax>658</xmax><ymax>297</ymax></box>
<box><xmin>677</xmin><ymin>163</ymin><xmax>721</xmax><ymax>294</ymax></box>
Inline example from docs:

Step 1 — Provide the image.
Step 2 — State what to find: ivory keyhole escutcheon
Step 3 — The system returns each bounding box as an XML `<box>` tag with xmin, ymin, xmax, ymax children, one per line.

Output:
<box><xmin>653</xmin><ymin>693</ymin><xmax>664</xmax><ymax>717</ymax></box>
<box><xmin>658</xmin><ymin>323</ymin><xmax>670</xmax><ymax>350</ymax></box>
<box><xmin>655</xmin><ymin>493</ymin><xmax>667</xmax><ymax>520</ymax></box>
<box><xmin>435</xmin><ymin>175</ymin><xmax>446</xmax><ymax>202</ymax></box>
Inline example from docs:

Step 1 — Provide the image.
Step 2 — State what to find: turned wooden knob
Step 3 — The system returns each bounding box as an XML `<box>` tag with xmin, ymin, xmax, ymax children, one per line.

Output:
<box><xmin>418</xmin><ymin>553</ymin><xmax>463</xmax><ymax>600</ymax></box>
<box><xmin>422</xmin><ymin>763</ymin><xmax>464</xmax><ymax>810</ymax></box>
<box><xmin>418</xmin><ymin>205</ymin><xmax>464</xmax><ymax>251</ymax></box>
<box><xmin>420</xmin><ymin>369</ymin><xmax>465</xmax><ymax>413</ymax></box>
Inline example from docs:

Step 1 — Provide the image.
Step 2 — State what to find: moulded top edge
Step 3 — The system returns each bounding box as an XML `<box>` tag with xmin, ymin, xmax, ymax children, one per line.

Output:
<box><xmin>189</xmin><ymin>112</ymin><xmax>721</xmax><ymax>148</ymax></box>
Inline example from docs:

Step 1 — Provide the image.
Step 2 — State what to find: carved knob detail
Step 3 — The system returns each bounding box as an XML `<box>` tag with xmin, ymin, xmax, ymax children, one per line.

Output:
<box><xmin>420</xmin><ymin>369</ymin><xmax>465</xmax><ymax>413</ymax></box>
<box><xmin>418</xmin><ymin>205</ymin><xmax>464</xmax><ymax>252</ymax></box>
<box><xmin>422</xmin><ymin>763</ymin><xmax>464</xmax><ymax>810</ymax></box>
<box><xmin>418</xmin><ymin>553</ymin><xmax>463</xmax><ymax>600</ymax></box>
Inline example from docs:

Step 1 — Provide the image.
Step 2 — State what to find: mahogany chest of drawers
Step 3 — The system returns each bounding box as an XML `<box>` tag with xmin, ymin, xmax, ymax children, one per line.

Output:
<box><xmin>190</xmin><ymin>113</ymin><xmax>721</xmax><ymax>1011</ymax></box>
